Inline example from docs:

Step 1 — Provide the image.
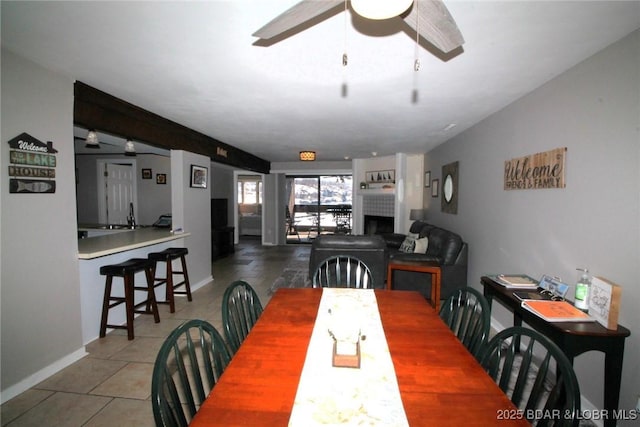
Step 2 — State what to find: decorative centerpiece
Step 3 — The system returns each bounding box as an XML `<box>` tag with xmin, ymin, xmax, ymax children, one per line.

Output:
<box><xmin>327</xmin><ymin>296</ymin><xmax>363</xmax><ymax>369</ymax></box>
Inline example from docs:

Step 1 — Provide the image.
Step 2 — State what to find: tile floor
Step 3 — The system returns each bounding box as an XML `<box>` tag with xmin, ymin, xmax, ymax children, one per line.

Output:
<box><xmin>1</xmin><ymin>238</ymin><xmax>310</xmax><ymax>427</ymax></box>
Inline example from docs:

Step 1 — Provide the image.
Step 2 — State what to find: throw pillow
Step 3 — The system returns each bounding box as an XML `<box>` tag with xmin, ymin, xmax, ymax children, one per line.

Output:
<box><xmin>413</xmin><ymin>236</ymin><xmax>429</xmax><ymax>254</ymax></box>
<box><xmin>399</xmin><ymin>233</ymin><xmax>419</xmax><ymax>253</ymax></box>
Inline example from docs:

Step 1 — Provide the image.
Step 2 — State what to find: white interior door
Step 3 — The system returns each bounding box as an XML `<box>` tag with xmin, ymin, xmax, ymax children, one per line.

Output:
<box><xmin>97</xmin><ymin>160</ymin><xmax>137</xmax><ymax>225</ymax></box>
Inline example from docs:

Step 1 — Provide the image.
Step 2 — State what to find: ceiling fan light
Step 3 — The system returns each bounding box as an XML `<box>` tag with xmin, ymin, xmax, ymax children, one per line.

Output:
<box><xmin>351</xmin><ymin>0</ymin><xmax>413</xmax><ymax>20</ymax></box>
<box><xmin>124</xmin><ymin>139</ymin><xmax>137</xmax><ymax>156</ymax></box>
<box><xmin>85</xmin><ymin>130</ymin><xmax>100</xmax><ymax>148</ymax></box>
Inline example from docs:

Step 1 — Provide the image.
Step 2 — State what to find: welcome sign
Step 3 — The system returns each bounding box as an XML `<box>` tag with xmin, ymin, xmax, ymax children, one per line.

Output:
<box><xmin>7</xmin><ymin>132</ymin><xmax>57</xmax><ymax>193</ymax></box>
<box><xmin>504</xmin><ymin>147</ymin><xmax>566</xmax><ymax>190</ymax></box>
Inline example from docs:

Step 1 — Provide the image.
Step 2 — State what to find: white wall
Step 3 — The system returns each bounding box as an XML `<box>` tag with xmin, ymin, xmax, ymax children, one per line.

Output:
<box><xmin>424</xmin><ymin>30</ymin><xmax>640</xmax><ymax>420</ymax></box>
<box><xmin>1</xmin><ymin>49</ymin><xmax>85</xmax><ymax>399</ymax></box>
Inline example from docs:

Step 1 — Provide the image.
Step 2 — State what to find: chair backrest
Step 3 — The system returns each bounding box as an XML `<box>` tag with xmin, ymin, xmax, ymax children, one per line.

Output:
<box><xmin>222</xmin><ymin>280</ymin><xmax>264</xmax><ymax>354</ymax></box>
<box><xmin>152</xmin><ymin>319</ymin><xmax>231</xmax><ymax>427</ymax></box>
<box><xmin>312</xmin><ymin>255</ymin><xmax>373</xmax><ymax>289</ymax></box>
<box><xmin>479</xmin><ymin>326</ymin><xmax>581</xmax><ymax>427</ymax></box>
<box><xmin>439</xmin><ymin>287</ymin><xmax>490</xmax><ymax>360</ymax></box>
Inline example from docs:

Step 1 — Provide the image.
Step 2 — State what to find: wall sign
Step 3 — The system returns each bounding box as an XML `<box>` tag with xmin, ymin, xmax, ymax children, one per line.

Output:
<box><xmin>7</xmin><ymin>132</ymin><xmax>57</xmax><ymax>193</ymax></box>
<box><xmin>504</xmin><ymin>147</ymin><xmax>566</xmax><ymax>190</ymax></box>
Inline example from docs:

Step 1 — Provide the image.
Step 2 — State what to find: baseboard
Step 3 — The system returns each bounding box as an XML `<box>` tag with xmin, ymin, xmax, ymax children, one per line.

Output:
<box><xmin>0</xmin><ymin>347</ymin><xmax>88</xmax><ymax>404</ymax></box>
<box><xmin>190</xmin><ymin>276</ymin><xmax>213</xmax><ymax>292</ymax></box>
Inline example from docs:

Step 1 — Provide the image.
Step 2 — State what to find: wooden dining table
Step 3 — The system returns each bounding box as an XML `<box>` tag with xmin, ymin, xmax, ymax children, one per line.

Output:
<box><xmin>191</xmin><ymin>288</ymin><xmax>529</xmax><ymax>426</ymax></box>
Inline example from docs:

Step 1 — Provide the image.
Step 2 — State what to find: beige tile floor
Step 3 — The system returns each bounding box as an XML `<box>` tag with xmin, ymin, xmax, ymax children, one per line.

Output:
<box><xmin>1</xmin><ymin>238</ymin><xmax>310</xmax><ymax>427</ymax></box>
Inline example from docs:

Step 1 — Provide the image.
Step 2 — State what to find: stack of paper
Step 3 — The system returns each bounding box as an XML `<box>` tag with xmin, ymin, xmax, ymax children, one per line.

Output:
<box><xmin>494</xmin><ymin>274</ymin><xmax>539</xmax><ymax>288</ymax></box>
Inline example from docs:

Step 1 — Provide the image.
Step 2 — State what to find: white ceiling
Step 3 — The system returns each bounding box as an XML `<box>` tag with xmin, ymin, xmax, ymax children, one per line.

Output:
<box><xmin>3</xmin><ymin>1</ymin><xmax>639</xmax><ymax>164</ymax></box>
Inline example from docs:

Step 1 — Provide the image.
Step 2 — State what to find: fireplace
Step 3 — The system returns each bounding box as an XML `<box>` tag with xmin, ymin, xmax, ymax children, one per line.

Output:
<box><xmin>364</xmin><ymin>215</ymin><xmax>394</xmax><ymax>235</ymax></box>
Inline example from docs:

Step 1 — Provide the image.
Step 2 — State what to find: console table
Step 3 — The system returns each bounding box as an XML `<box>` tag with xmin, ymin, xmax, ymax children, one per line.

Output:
<box><xmin>387</xmin><ymin>260</ymin><xmax>441</xmax><ymax>311</ymax></box>
<box><xmin>481</xmin><ymin>276</ymin><xmax>630</xmax><ymax>427</ymax></box>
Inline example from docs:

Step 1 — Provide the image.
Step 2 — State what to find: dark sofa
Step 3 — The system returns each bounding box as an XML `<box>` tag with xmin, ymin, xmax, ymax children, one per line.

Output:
<box><xmin>308</xmin><ymin>223</ymin><xmax>468</xmax><ymax>301</ymax></box>
<box><xmin>383</xmin><ymin>221</ymin><xmax>468</xmax><ymax>300</ymax></box>
<box><xmin>308</xmin><ymin>234</ymin><xmax>388</xmax><ymax>289</ymax></box>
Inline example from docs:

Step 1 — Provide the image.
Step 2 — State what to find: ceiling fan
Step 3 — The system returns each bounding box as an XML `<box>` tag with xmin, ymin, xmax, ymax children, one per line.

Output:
<box><xmin>253</xmin><ymin>0</ymin><xmax>464</xmax><ymax>53</ymax></box>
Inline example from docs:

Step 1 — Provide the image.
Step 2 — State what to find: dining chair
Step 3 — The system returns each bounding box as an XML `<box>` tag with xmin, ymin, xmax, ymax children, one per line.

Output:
<box><xmin>222</xmin><ymin>280</ymin><xmax>264</xmax><ymax>354</ymax></box>
<box><xmin>311</xmin><ymin>255</ymin><xmax>374</xmax><ymax>289</ymax></box>
<box><xmin>479</xmin><ymin>326</ymin><xmax>581</xmax><ymax>427</ymax></box>
<box><xmin>151</xmin><ymin>319</ymin><xmax>231</xmax><ymax>427</ymax></box>
<box><xmin>439</xmin><ymin>287</ymin><xmax>490</xmax><ymax>360</ymax></box>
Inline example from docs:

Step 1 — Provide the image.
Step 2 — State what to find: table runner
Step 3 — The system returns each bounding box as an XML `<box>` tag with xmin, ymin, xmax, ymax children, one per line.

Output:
<box><xmin>288</xmin><ymin>288</ymin><xmax>409</xmax><ymax>426</ymax></box>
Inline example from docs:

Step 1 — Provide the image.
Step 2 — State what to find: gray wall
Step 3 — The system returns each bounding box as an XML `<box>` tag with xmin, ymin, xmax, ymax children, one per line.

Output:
<box><xmin>424</xmin><ymin>30</ymin><xmax>639</xmax><ymax>418</ymax></box>
<box><xmin>1</xmin><ymin>50</ymin><xmax>85</xmax><ymax>395</ymax></box>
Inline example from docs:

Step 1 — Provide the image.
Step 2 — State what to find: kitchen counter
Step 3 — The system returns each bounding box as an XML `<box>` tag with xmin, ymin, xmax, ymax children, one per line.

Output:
<box><xmin>78</xmin><ymin>228</ymin><xmax>190</xmax><ymax>259</ymax></box>
<box><xmin>78</xmin><ymin>228</ymin><xmax>191</xmax><ymax>343</ymax></box>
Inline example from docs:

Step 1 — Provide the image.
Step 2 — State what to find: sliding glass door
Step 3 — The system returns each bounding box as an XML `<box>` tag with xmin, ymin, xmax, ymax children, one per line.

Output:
<box><xmin>286</xmin><ymin>175</ymin><xmax>352</xmax><ymax>243</ymax></box>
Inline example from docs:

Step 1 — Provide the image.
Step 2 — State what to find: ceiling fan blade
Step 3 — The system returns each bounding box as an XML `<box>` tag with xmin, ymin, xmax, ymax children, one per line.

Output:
<box><xmin>403</xmin><ymin>0</ymin><xmax>464</xmax><ymax>53</ymax></box>
<box><xmin>253</xmin><ymin>0</ymin><xmax>343</xmax><ymax>40</ymax></box>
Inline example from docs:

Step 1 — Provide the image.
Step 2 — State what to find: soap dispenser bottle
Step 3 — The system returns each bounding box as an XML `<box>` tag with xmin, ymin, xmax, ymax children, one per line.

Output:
<box><xmin>574</xmin><ymin>268</ymin><xmax>591</xmax><ymax>311</ymax></box>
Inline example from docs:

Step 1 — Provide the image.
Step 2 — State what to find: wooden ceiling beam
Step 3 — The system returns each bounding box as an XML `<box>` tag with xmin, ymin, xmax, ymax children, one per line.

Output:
<box><xmin>74</xmin><ymin>81</ymin><xmax>270</xmax><ymax>174</ymax></box>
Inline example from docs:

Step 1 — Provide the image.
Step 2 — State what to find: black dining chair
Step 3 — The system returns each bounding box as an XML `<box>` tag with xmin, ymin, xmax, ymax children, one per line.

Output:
<box><xmin>311</xmin><ymin>255</ymin><xmax>373</xmax><ymax>289</ymax></box>
<box><xmin>479</xmin><ymin>326</ymin><xmax>581</xmax><ymax>427</ymax></box>
<box><xmin>439</xmin><ymin>287</ymin><xmax>490</xmax><ymax>360</ymax></box>
<box><xmin>222</xmin><ymin>280</ymin><xmax>264</xmax><ymax>354</ymax></box>
<box><xmin>151</xmin><ymin>319</ymin><xmax>231</xmax><ymax>427</ymax></box>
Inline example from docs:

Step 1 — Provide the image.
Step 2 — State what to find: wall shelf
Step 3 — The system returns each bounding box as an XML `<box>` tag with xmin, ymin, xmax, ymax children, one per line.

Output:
<box><xmin>357</xmin><ymin>187</ymin><xmax>395</xmax><ymax>196</ymax></box>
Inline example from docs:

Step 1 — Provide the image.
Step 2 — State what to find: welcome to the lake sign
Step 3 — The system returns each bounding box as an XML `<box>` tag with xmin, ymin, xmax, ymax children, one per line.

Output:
<box><xmin>7</xmin><ymin>132</ymin><xmax>57</xmax><ymax>193</ymax></box>
<box><xmin>504</xmin><ymin>147</ymin><xmax>566</xmax><ymax>190</ymax></box>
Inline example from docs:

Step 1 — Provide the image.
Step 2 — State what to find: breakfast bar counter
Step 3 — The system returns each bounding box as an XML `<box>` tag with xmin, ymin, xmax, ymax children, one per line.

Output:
<box><xmin>78</xmin><ymin>228</ymin><xmax>190</xmax><ymax>259</ymax></box>
<box><xmin>78</xmin><ymin>229</ymin><xmax>191</xmax><ymax>343</ymax></box>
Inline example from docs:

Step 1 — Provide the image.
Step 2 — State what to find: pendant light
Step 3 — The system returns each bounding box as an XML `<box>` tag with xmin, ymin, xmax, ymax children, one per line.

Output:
<box><xmin>85</xmin><ymin>130</ymin><xmax>100</xmax><ymax>149</ymax></box>
<box><xmin>124</xmin><ymin>139</ymin><xmax>136</xmax><ymax>156</ymax></box>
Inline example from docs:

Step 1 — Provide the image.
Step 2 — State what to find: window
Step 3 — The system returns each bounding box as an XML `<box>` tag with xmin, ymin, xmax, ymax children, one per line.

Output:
<box><xmin>286</xmin><ymin>175</ymin><xmax>352</xmax><ymax>242</ymax></box>
<box><xmin>238</xmin><ymin>177</ymin><xmax>262</xmax><ymax>204</ymax></box>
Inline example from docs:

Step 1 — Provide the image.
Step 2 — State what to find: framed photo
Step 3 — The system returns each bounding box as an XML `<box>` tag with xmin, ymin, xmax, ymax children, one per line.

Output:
<box><xmin>190</xmin><ymin>165</ymin><xmax>208</xmax><ymax>188</ymax></box>
<box><xmin>142</xmin><ymin>168</ymin><xmax>152</xmax><ymax>179</ymax></box>
<box><xmin>156</xmin><ymin>173</ymin><xmax>167</xmax><ymax>185</ymax></box>
<box><xmin>431</xmin><ymin>179</ymin><xmax>439</xmax><ymax>198</ymax></box>
<box><xmin>425</xmin><ymin>171</ymin><xmax>431</xmax><ymax>187</ymax></box>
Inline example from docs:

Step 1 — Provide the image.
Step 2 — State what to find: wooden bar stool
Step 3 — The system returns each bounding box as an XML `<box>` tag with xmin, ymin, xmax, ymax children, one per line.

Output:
<box><xmin>99</xmin><ymin>258</ymin><xmax>160</xmax><ymax>340</ymax></box>
<box><xmin>148</xmin><ymin>248</ymin><xmax>192</xmax><ymax>313</ymax></box>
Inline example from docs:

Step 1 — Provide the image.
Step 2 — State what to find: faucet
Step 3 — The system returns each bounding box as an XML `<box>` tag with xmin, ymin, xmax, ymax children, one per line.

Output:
<box><xmin>127</xmin><ymin>202</ymin><xmax>136</xmax><ymax>228</ymax></box>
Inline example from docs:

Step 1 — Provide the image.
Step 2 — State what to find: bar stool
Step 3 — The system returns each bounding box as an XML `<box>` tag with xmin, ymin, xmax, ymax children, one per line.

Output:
<box><xmin>99</xmin><ymin>258</ymin><xmax>160</xmax><ymax>340</ymax></box>
<box><xmin>148</xmin><ymin>248</ymin><xmax>192</xmax><ymax>313</ymax></box>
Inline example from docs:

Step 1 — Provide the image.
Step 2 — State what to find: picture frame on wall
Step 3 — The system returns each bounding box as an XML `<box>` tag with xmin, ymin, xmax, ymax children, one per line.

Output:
<box><xmin>156</xmin><ymin>173</ymin><xmax>167</xmax><ymax>185</ymax></box>
<box><xmin>142</xmin><ymin>168</ymin><xmax>152</xmax><ymax>179</ymax></box>
<box><xmin>425</xmin><ymin>171</ymin><xmax>431</xmax><ymax>187</ymax></box>
<box><xmin>190</xmin><ymin>164</ymin><xmax>208</xmax><ymax>188</ymax></box>
<box><xmin>431</xmin><ymin>179</ymin><xmax>439</xmax><ymax>197</ymax></box>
